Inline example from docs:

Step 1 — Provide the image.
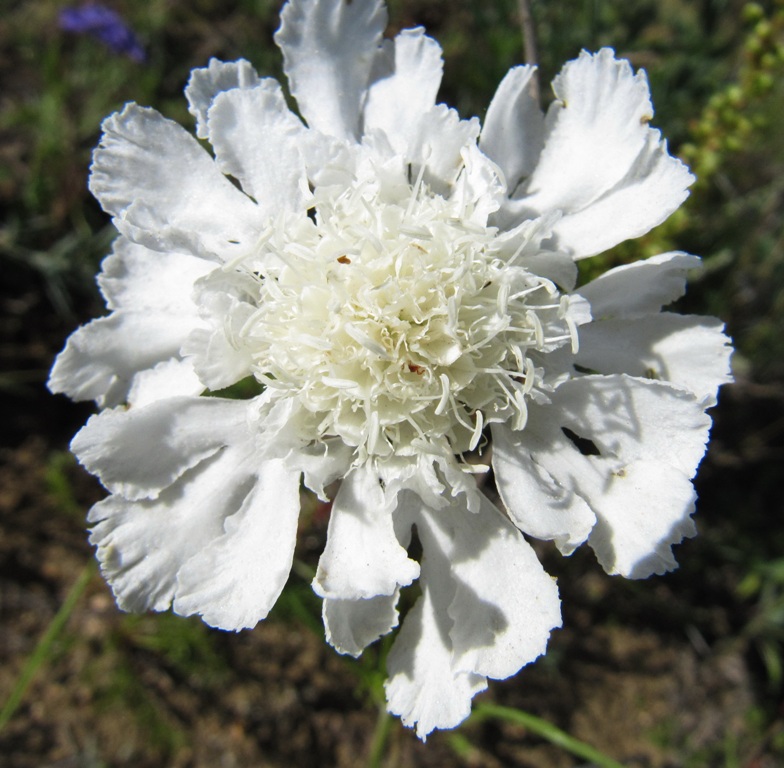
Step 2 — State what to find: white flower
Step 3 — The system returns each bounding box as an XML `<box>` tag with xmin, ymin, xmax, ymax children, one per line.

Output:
<box><xmin>49</xmin><ymin>0</ymin><xmax>732</xmax><ymax>739</ymax></box>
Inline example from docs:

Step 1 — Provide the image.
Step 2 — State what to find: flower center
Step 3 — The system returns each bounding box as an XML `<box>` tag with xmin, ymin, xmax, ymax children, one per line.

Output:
<box><xmin>234</xmin><ymin>167</ymin><xmax>578</xmax><ymax>460</ymax></box>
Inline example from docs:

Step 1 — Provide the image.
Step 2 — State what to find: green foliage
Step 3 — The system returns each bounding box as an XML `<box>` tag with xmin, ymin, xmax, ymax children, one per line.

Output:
<box><xmin>44</xmin><ymin>451</ymin><xmax>84</xmax><ymax>520</ymax></box>
<box><xmin>0</xmin><ymin>564</ymin><xmax>94</xmax><ymax>734</ymax></box>
<box><xmin>738</xmin><ymin>557</ymin><xmax>784</xmax><ymax>690</ymax></box>
<box><xmin>119</xmin><ymin>612</ymin><xmax>232</xmax><ymax>685</ymax></box>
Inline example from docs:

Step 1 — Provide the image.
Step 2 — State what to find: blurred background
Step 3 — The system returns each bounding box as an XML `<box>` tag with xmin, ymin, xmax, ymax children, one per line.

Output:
<box><xmin>1</xmin><ymin>0</ymin><xmax>784</xmax><ymax>765</ymax></box>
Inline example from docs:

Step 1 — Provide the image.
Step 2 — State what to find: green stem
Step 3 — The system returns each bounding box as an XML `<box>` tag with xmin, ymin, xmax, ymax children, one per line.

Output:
<box><xmin>471</xmin><ymin>703</ymin><xmax>626</xmax><ymax>768</ymax></box>
<box><xmin>0</xmin><ymin>561</ymin><xmax>94</xmax><ymax>732</ymax></box>
<box><xmin>367</xmin><ymin>703</ymin><xmax>393</xmax><ymax>768</ymax></box>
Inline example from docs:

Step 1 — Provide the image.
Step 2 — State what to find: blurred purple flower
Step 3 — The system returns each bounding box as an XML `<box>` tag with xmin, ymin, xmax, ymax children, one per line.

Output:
<box><xmin>60</xmin><ymin>4</ymin><xmax>145</xmax><ymax>62</ymax></box>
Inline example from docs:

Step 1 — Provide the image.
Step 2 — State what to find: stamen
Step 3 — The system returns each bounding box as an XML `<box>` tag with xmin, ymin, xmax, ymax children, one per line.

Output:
<box><xmin>344</xmin><ymin>323</ymin><xmax>391</xmax><ymax>359</ymax></box>
<box><xmin>469</xmin><ymin>410</ymin><xmax>484</xmax><ymax>451</ymax></box>
<box><xmin>435</xmin><ymin>373</ymin><xmax>451</xmax><ymax>415</ymax></box>
<box><xmin>238</xmin><ymin>158</ymin><xmax>579</xmax><ymax>458</ymax></box>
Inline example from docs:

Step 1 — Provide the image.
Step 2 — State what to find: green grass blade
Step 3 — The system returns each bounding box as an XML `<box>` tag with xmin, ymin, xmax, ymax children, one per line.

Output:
<box><xmin>471</xmin><ymin>703</ymin><xmax>626</xmax><ymax>768</ymax></box>
<box><xmin>0</xmin><ymin>561</ymin><xmax>94</xmax><ymax>732</ymax></box>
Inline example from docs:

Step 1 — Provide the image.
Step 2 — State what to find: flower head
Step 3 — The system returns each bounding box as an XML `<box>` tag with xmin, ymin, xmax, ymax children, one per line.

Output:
<box><xmin>50</xmin><ymin>0</ymin><xmax>732</xmax><ymax>739</ymax></box>
<box><xmin>60</xmin><ymin>4</ymin><xmax>145</xmax><ymax>62</ymax></box>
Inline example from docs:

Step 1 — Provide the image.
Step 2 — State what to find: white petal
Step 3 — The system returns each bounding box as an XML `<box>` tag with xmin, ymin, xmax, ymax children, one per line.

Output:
<box><xmin>386</xmin><ymin>589</ymin><xmax>487</xmax><ymax>740</ymax></box>
<box><xmin>87</xmin><ymin>442</ymin><xmax>253</xmax><ymax>613</ymax></box>
<box><xmin>98</xmin><ymin>238</ymin><xmax>213</xmax><ymax>312</ymax></box>
<box><xmin>447</xmin><ymin>496</ymin><xmax>561</xmax><ymax>679</ymax></box>
<box><xmin>323</xmin><ymin>592</ymin><xmax>400</xmax><ymax>657</ymax></box>
<box><xmin>181</xmin><ymin>270</ymin><xmax>259</xmax><ymax>390</ymax></box>
<box><xmin>363</xmin><ymin>28</ymin><xmax>443</xmax><ymax>151</ymax></box>
<box><xmin>408</xmin><ymin>105</ymin><xmax>480</xmax><ymax>195</ymax></box>
<box><xmin>550</xmin><ymin>130</ymin><xmax>694</xmax><ymax>258</ymax></box>
<box><xmin>575</xmin><ymin>314</ymin><xmax>733</xmax><ymax>406</ymax></box>
<box><xmin>493</xmin><ymin>213</ymin><xmax>577</xmax><ymax>290</ymax></box>
<box><xmin>293</xmin><ymin>438</ymin><xmax>354</xmax><ymax>500</ymax></box>
<box><xmin>385</xmin><ymin>495</ymin><xmax>559</xmax><ymax>739</ymax></box>
<box><xmin>182</xmin><ymin>326</ymin><xmax>254</xmax><ymax>392</ymax></box>
<box><xmin>554</xmin><ymin>374</ymin><xmax>712</xmax><ymax>476</ymax></box>
<box><xmin>71</xmin><ymin>396</ymin><xmax>250</xmax><ymax>500</ymax></box>
<box><xmin>451</xmin><ymin>143</ymin><xmax>505</xmax><ymax>226</ymax></box>
<box><xmin>173</xmin><ymin>458</ymin><xmax>301</xmax><ymax>630</ymax></box>
<box><xmin>185</xmin><ymin>58</ymin><xmax>262</xmax><ymax>139</ymax></box>
<box><xmin>578</xmin><ymin>252</ymin><xmax>701</xmax><ymax>318</ymax></box>
<box><xmin>207</xmin><ymin>86</ymin><xmax>308</xmax><ymax>217</ymax></box>
<box><xmin>126</xmin><ymin>359</ymin><xmax>204</xmax><ymax>408</ymax></box>
<box><xmin>90</xmin><ymin>104</ymin><xmax>261</xmax><ymax>260</ymax></box>
<box><xmin>275</xmin><ymin>0</ymin><xmax>387</xmax><ymax>140</ymax></box>
<box><xmin>312</xmin><ymin>463</ymin><xmax>420</xmax><ymax>599</ymax></box>
<box><xmin>510</xmin><ymin>49</ymin><xmax>693</xmax><ymax>258</ymax></box>
<box><xmin>479</xmin><ymin>65</ymin><xmax>544</xmax><ymax>192</ymax></box>
<box><xmin>526</xmin><ymin>375</ymin><xmax>714</xmax><ymax>577</ymax></box>
<box><xmin>299</xmin><ymin>128</ymin><xmax>363</xmax><ymax>189</ymax></box>
<box><xmin>49</xmin><ymin>238</ymin><xmax>212</xmax><ymax>407</ymax></box>
<box><xmin>586</xmin><ymin>459</ymin><xmax>697</xmax><ymax>578</ymax></box>
<box><xmin>492</xmin><ymin>421</ymin><xmax>596</xmax><ymax>554</ymax></box>
<box><xmin>48</xmin><ymin>311</ymin><xmax>199</xmax><ymax>407</ymax></box>
<box><xmin>523</xmin><ymin>49</ymin><xmax>655</xmax><ymax>213</ymax></box>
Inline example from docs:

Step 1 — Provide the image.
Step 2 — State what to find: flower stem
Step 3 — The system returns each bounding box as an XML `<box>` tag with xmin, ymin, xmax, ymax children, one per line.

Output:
<box><xmin>471</xmin><ymin>703</ymin><xmax>626</xmax><ymax>768</ymax></box>
<box><xmin>0</xmin><ymin>561</ymin><xmax>94</xmax><ymax>733</ymax></box>
<box><xmin>367</xmin><ymin>702</ymin><xmax>393</xmax><ymax>768</ymax></box>
<box><xmin>517</xmin><ymin>0</ymin><xmax>540</xmax><ymax>105</ymax></box>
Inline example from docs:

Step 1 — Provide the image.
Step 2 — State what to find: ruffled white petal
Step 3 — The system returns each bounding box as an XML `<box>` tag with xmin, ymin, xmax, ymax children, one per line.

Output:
<box><xmin>172</xmin><ymin>458</ymin><xmax>301</xmax><ymax>629</ymax></box>
<box><xmin>49</xmin><ymin>238</ymin><xmax>212</xmax><ymax>407</ymax></box>
<box><xmin>506</xmin><ymin>49</ymin><xmax>693</xmax><ymax>258</ymax></box>
<box><xmin>98</xmin><ymin>238</ymin><xmax>213</xmax><ymax>312</ymax></box>
<box><xmin>363</xmin><ymin>28</ymin><xmax>443</xmax><ymax>152</ymax></box>
<box><xmin>523</xmin><ymin>49</ymin><xmax>654</xmax><ymax>212</ymax></box>
<box><xmin>575</xmin><ymin>314</ymin><xmax>733</xmax><ymax>406</ymax></box>
<box><xmin>549</xmin><ymin>131</ymin><xmax>694</xmax><ymax>258</ymax></box>
<box><xmin>87</xmin><ymin>407</ymin><xmax>301</xmax><ymax>630</ymax></box>
<box><xmin>574</xmin><ymin>253</ymin><xmax>733</xmax><ymax>405</ymax></box>
<box><xmin>90</xmin><ymin>104</ymin><xmax>262</xmax><ymax>260</ymax></box>
<box><xmin>181</xmin><ymin>271</ymin><xmax>259</xmax><ymax>391</ymax></box>
<box><xmin>446</xmin><ymin>495</ymin><xmax>561</xmax><ymax>679</ymax></box>
<box><xmin>185</xmin><ymin>58</ymin><xmax>262</xmax><ymax>139</ymax></box>
<box><xmin>452</xmin><ymin>143</ymin><xmax>506</xmax><ymax>225</ymax></box>
<box><xmin>586</xmin><ymin>459</ymin><xmax>697</xmax><ymax>578</ymax></box>
<box><xmin>207</xmin><ymin>85</ymin><xmax>309</xmax><ymax>218</ymax></box>
<box><xmin>312</xmin><ymin>462</ymin><xmax>420</xmax><ymax>600</ymax></box>
<box><xmin>493</xmin><ymin>213</ymin><xmax>577</xmax><ymax>289</ymax></box>
<box><xmin>275</xmin><ymin>0</ymin><xmax>387</xmax><ymax>140</ymax></box>
<box><xmin>48</xmin><ymin>311</ymin><xmax>199</xmax><ymax>408</ymax></box>
<box><xmin>386</xmin><ymin>494</ymin><xmax>485</xmax><ymax>739</ymax></box>
<box><xmin>492</xmin><ymin>421</ymin><xmax>596</xmax><ymax>555</ymax></box>
<box><xmin>408</xmin><ymin>105</ymin><xmax>481</xmax><ymax>195</ymax></box>
<box><xmin>71</xmin><ymin>396</ymin><xmax>250</xmax><ymax>500</ymax></box>
<box><xmin>294</xmin><ymin>438</ymin><xmax>354</xmax><ymax>500</ymax></box>
<box><xmin>555</xmin><ymin>374</ymin><xmax>711</xmax><ymax>478</ymax></box>
<box><xmin>385</xmin><ymin>584</ymin><xmax>487</xmax><ymax>740</ymax></box>
<box><xmin>528</xmin><ymin>375</ymin><xmax>713</xmax><ymax>577</ymax></box>
<box><xmin>479</xmin><ymin>65</ymin><xmax>544</xmax><ymax>193</ymax></box>
<box><xmin>578</xmin><ymin>251</ymin><xmax>701</xmax><ymax>319</ymax></box>
<box><xmin>88</xmin><ymin>442</ymin><xmax>252</xmax><ymax>613</ymax></box>
<box><xmin>323</xmin><ymin>592</ymin><xmax>400</xmax><ymax>657</ymax></box>
<box><xmin>385</xmin><ymin>494</ymin><xmax>559</xmax><ymax>739</ymax></box>
<box><xmin>126</xmin><ymin>359</ymin><xmax>204</xmax><ymax>409</ymax></box>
